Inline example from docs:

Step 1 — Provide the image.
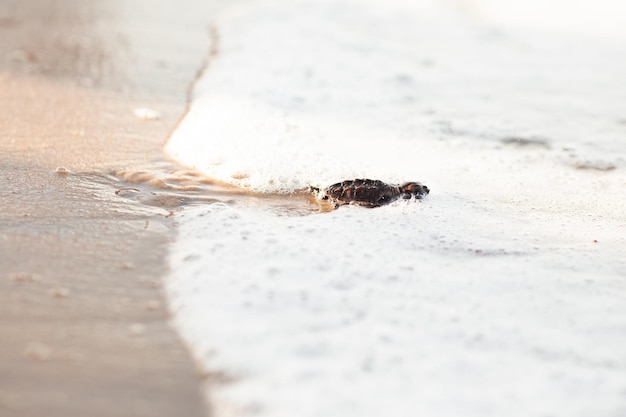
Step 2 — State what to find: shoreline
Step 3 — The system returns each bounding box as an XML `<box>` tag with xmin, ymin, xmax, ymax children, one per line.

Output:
<box><xmin>0</xmin><ymin>1</ymin><xmax>220</xmax><ymax>415</ymax></box>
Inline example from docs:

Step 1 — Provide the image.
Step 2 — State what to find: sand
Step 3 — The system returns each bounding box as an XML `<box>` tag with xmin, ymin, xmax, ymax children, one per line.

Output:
<box><xmin>0</xmin><ymin>0</ymin><xmax>217</xmax><ymax>415</ymax></box>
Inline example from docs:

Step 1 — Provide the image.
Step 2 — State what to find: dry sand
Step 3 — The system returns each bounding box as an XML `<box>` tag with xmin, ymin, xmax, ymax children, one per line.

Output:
<box><xmin>0</xmin><ymin>0</ymin><xmax>219</xmax><ymax>415</ymax></box>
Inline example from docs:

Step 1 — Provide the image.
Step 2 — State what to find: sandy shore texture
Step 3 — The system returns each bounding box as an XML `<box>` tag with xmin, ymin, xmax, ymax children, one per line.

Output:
<box><xmin>0</xmin><ymin>0</ymin><xmax>219</xmax><ymax>416</ymax></box>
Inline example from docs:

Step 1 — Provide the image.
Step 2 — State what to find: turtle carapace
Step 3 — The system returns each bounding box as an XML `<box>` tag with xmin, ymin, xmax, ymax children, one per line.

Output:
<box><xmin>311</xmin><ymin>179</ymin><xmax>429</xmax><ymax>208</ymax></box>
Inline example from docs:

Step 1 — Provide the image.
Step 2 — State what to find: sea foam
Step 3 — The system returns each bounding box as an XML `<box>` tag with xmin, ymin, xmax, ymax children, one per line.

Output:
<box><xmin>165</xmin><ymin>1</ymin><xmax>626</xmax><ymax>416</ymax></box>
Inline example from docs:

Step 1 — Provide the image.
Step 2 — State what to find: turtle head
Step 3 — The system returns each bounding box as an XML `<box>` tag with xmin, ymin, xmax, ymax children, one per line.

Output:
<box><xmin>399</xmin><ymin>182</ymin><xmax>429</xmax><ymax>199</ymax></box>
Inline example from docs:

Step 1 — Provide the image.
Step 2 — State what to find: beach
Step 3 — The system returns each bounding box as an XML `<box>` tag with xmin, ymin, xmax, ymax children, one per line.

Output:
<box><xmin>3</xmin><ymin>0</ymin><xmax>626</xmax><ymax>416</ymax></box>
<box><xmin>0</xmin><ymin>0</ymin><xmax>217</xmax><ymax>415</ymax></box>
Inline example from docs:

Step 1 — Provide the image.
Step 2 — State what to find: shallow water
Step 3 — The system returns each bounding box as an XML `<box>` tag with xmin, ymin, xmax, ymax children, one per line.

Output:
<box><xmin>163</xmin><ymin>1</ymin><xmax>626</xmax><ymax>416</ymax></box>
<box><xmin>48</xmin><ymin>161</ymin><xmax>314</xmax><ymax>217</ymax></box>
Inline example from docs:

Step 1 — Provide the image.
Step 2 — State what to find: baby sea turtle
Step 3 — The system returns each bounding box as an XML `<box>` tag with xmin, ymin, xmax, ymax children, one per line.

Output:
<box><xmin>310</xmin><ymin>179</ymin><xmax>429</xmax><ymax>208</ymax></box>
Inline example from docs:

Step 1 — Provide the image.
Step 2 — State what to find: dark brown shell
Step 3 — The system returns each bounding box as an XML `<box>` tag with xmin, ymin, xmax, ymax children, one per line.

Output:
<box><xmin>321</xmin><ymin>179</ymin><xmax>429</xmax><ymax>207</ymax></box>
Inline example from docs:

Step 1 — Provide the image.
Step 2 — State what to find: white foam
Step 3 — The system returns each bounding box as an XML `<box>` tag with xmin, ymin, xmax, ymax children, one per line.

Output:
<box><xmin>169</xmin><ymin>199</ymin><xmax>626</xmax><ymax>417</ymax></box>
<box><xmin>166</xmin><ymin>0</ymin><xmax>626</xmax><ymax>193</ymax></box>
<box><xmin>462</xmin><ymin>0</ymin><xmax>626</xmax><ymax>41</ymax></box>
<box><xmin>165</xmin><ymin>1</ymin><xmax>626</xmax><ymax>416</ymax></box>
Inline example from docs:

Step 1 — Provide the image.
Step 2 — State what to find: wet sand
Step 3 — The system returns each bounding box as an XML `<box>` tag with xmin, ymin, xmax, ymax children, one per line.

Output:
<box><xmin>0</xmin><ymin>0</ymin><xmax>218</xmax><ymax>415</ymax></box>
